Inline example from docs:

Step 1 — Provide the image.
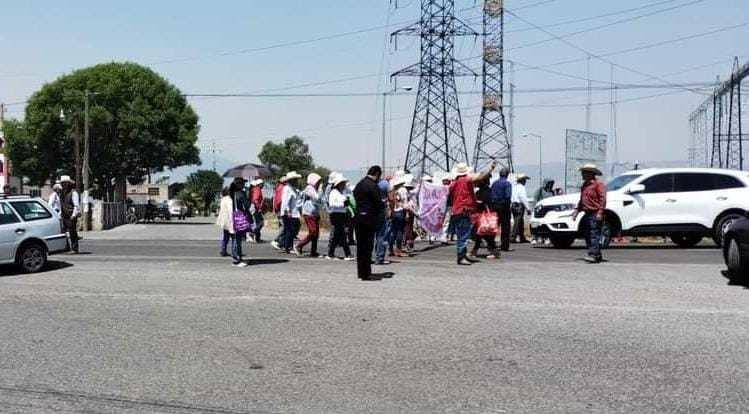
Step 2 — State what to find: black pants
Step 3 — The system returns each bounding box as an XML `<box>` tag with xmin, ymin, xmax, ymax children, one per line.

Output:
<box><xmin>511</xmin><ymin>204</ymin><xmax>527</xmax><ymax>242</ymax></box>
<box><xmin>354</xmin><ymin>215</ymin><xmax>377</xmax><ymax>278</ymax></box>
<box><xmin>63</xmin><ymin>216</ymin><xmax>79</xmax><ymax>252</ymax></box>
<box><xmin>328</xmin><ymin>213</ymin><xmax>351</xmax><ymax>258</ymax></box>
<box><xmin>495</xmin><ymin>202</ymin><xmax>512</xmax><ymax>251</ymax></box>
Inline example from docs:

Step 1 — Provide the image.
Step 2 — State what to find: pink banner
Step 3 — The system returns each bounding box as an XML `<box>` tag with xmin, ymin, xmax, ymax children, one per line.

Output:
<box><xmin>418</xmin><ymin>182</ymin><xmax>449</xmax><ymax>238</ymax></box>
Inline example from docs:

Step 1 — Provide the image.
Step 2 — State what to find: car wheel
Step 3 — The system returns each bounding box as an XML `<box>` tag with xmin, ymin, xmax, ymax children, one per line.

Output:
<box><xmin>549</xmin><ymin>234</ymin><xmax>576</xmax><ymax>249</ymax></box>
<box><xmin>670</xmin><ymin>234</ymin><xmax>703</xmax><ymax>248</ymax></box>
<box><xmin>714</xmin><ymin>213</ymin><xmax>743</xmax><ymax>247</ymax></box>
<box><xmin>16</xmin><ymin>243</ymin><xmax>47</xmax><ymax>274</ymax></box>
<box><xmin>726</xmin><ymin>238</ymin><xmax>748</xmax><ymax>279</ymax></box>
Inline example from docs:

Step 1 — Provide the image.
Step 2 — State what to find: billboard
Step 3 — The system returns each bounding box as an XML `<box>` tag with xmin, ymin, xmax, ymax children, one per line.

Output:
<box><xmin>565</xmin><ymin>129</ymin><xmax>607</xmax><ymax>193</ymax></box>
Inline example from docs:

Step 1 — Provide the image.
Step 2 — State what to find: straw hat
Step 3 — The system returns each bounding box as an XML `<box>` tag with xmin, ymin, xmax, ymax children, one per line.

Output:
<box><xmin>284</xmin><ymin>171</ymin><xmax>302</xmax><ymax>181</ymax></box>
<box><xmin>403</xmin><ymin>174</ymin><xmax>416</xmax><ymax>188</ymax></box>
<box><xmin>332</xmin><ymin>175</ymin><xmax>349</xmax><ymax>186</ymax></box>
<box><xmin>307</xmin><ymin>173</ymin><xmax>322</xmax><ymax>186</ymax></box>
<box><xmin>579</xmin><ymin>163</ymin><xmax>603</xmax><ymax>176</ymax></box>
<box><xmin>392</xmin><ymin>176</ymin><xmax>407</xmax><ymax>187</ymax></box>
<box><xmin>452</xmin><ymin>163</ymin><xmax>472</xmax><ymax>177</ymax></box>
<box><xmin>422</xmin><ymin>174</ymin><xmax>433</xmax><ymax>182</ymax></box>
<box><xmin>516</xmin><ymin>173</ymin><xmax>530</xmax><ymax>182</ymax></box>
<box><xmin>60</xmin><ymin>175</ymin><xmax>74</xmax><ymax>184</ymax></box>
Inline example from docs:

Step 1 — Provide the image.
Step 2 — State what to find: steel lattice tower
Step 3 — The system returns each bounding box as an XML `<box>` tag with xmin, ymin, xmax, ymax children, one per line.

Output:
<box><xmin>473</xmin><ymin>0</ymin><xmax>512</xmax><ymax>171</ymax></box>
<box><xmin>392</xmin><ymin>0</ymin><xmax>477</xmax><ymax>177</ymax></box>
<box><xmin>710</xmin><ymin>58</ymin><xmax>748</xmax><ymax>170</ymax></box>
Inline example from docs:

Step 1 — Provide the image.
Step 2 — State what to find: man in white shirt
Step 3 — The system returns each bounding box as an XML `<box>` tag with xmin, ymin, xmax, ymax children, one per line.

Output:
<box><xmin>47</xmin><ymin>183</ymin><xmax>63</xmax><ymax>214</ymax></box>
<box><xmin>511</xmin><ymin>174</ymin><xmax>531</xmax><ymax>243</ymax></box>
<box><xmin>279</xmin><ymin>171</ymin><xmax>302</xmax><ymax>254</ymax></box>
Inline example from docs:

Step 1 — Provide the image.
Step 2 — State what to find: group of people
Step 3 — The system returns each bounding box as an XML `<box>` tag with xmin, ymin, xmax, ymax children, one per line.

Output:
<box><xmin>215</xmin><ymin>161</ymin><xmax>609</xmax><ymax>276</ymax></box>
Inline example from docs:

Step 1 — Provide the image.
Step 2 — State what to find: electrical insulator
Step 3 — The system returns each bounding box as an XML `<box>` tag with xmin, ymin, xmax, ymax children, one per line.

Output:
<box><xmin>484</xmin><ymin>45</ymin><xmax>502</xmax><ymax>64</ymax></box>
<box><xmin>483</xmin><ymin>95</ymin><xmax>502</xmax><ymax>111</ymax></box>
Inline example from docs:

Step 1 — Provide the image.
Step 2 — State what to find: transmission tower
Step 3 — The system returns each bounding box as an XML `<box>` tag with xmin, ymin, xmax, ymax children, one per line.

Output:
<box><xmin>392</xmin><ymin>0</ymin><xmax>478</xmax><ymax>177</ymax></box>
<box><xmin>709</xmin><ymin>58</ymin><xmax>748</xmax><ymax>170</ymax></box>
<box><xmin>473</xmin><ymin>0</ymin><xmax>512</xmax><ymax>172</ymax></box>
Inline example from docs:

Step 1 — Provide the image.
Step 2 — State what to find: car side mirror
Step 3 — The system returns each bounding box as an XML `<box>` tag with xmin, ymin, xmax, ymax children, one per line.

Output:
<box><xmin>627</xmin><ymin>184</ymin><xmax>645</xmax><ymax>194</ymax></box>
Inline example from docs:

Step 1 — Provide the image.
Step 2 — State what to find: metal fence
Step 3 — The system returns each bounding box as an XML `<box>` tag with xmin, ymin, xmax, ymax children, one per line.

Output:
<box><xmin>92</xmin><ymin>201</ymin><xmax>127</xmax><ymax>231</ymax></box>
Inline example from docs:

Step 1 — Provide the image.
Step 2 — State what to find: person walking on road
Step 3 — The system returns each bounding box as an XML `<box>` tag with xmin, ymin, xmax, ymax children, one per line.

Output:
<box><xmin>327</xmin><ymin>175</ymin><xmax>354</xmax><ymax>261</ymax></box>
<box><xmin>249</xmin><ymin>179</ymin><xmax>265</xmax><ymax>243</ymax></box>
<box><xmin>470</xmin><ymin>176</ymin><xmax>499</xmax><ymax>259</ymax></box>
<box><xmin>572</xmin><ymin>164</ymin><xmax>607</xmax><ymax>264</ymax></box>
<box><xmin>59</xmin><ymin>176</ymin><xmax>80</xmax><ymax>254</ymax></box>
<box><xmin>375</xmin><ymin>177</ymin><xmax>393</xmax><ymax>265</ymax></box>
<box><xmin>490</xmin><ymin>168</ymin><xmax>513</xmax><ymax>252</ymax></box>
<box><xmin>296</xmin><ymin>173</ymin><xmax>322</xmax><ymax>257</ymax></box>
<box><xmin>511</xmin><ymin>174</ymin><xmax>531</xmax><ymax>244</ymax></box>
<box><xmin>279</xmin><ymin>171</ymin><xmax>302</xmax><ymax>254</ymax></box>
<box><xmin>271</xmin><ymin>175</ymin><xmax>288</xmax><ymax>250</ymax></box>
<box><xmin>219</xmin><ymin>187</ymin><xmax>232</xmax><ymax>257</ymax></box>
<box><xmin>47</xmin><ymin>183</ymin><xmax>63</xmax><ymax>214</ymax></box>
<box><xmin>448</xmin><ymin>161</ymin><xmax>496</xmax><ymax>266</ymax></box>
<box><xmin>217</xmin><ymin>184</ymin><xmax>247</xmax><ymax>267</ymax></box>
<box><xmin>353</xmin><ymin>166</ymin><xmax>385</xmax><ymax>280</ymax></box>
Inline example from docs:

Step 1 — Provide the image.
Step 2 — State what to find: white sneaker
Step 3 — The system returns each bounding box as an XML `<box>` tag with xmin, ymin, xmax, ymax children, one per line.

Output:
<box><xmin>271</xmin><ymin>241</ymin><xmax>280</xmax><ymax>250</ymax></box>
<box><xmin>343</xmin><ymin>256</ymin><xmax>355</xmax><ymax>261</ymax></box>
<box><xmin>530</xmin><ymin>240</ymin><xmax>538</xmax><ymax>246</ymax></box>
<box><xmin>233</xmin><ymin>262</ymin><xmax>248</xmax><ymax>268</ymax></box>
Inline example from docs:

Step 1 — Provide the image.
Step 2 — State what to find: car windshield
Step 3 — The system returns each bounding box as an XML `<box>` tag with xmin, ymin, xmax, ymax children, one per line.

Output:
<box><xmin>607</xmin><ymin>174</ymin><xmax>641</xmax><ymax>191</ymax></box>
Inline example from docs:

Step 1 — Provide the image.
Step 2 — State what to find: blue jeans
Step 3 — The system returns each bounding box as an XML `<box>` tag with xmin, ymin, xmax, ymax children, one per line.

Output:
<box><xmin>221</xmin><ymin>230</ymin><xmax>231</xmax><ymax>255</ymax></box>
<box><xmin>454</xmin><ymin>214</ymin><xmax>473</xmax><ymax>258</ymax></box>
<box><xmin>584</xmin><ymin>212</ymin><xmax>602</xmax><ymax>259</ymax></box>
<box><xmin>376</xmin><ymin>216</ymin><xmax>392</xmax><ymax>263</ymax></box>
<box><xmin>282</xmin><ymin>216</ymin><xmax>300</xmax><ymax>252</ymax></box>
<box><xmin>253</xmin><ymin>212</ymin><xmax>264</xmax><ymax>241</ymax></box>
<box><xmin>391</xmin><ymin>211</ymin><xmax>406</xmax><ymax>249</ymax></box>
<box><xmin>232</xmin><ymin>232</ymin><xmax>244</xmax><ymax>264</ymax></box>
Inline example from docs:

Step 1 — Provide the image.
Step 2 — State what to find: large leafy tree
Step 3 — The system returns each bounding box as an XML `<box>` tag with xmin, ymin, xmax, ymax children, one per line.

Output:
<box><xmin>258</xmin><ymin>136</ymin><xmax>317</xmax><ymax>180</ymax></box>
<box><xmin>185</xmin><ymin>170</ymin><xmax>223</xmax><ymax>216</ymax></box>
<box><xmin>5</xmin><ymin>62</ymin><xmax>200</xmax><ymax>199</ymax></box>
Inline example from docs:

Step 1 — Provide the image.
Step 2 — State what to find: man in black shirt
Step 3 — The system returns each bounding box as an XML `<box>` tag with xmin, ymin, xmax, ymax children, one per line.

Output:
<box><xmin>353</xmin><ymin>166</ymin><xmax>384</xmax><ymax>281</ymax></box>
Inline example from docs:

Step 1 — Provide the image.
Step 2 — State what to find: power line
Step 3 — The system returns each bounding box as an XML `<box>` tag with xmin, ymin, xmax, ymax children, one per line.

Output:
<box><xmin>504</xmin><ymin>9</ymin><xmax>747</xmax><ymax>95</ymax></box>
<box><xmin>507</xmin><ymin>0</ymin><xmax>705</xmax><ymax>52</ymax></box>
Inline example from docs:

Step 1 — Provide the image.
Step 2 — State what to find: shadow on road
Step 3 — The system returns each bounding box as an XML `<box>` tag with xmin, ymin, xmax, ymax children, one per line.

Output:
<box><xmin>722</xmin><ymin>270</ymin><xmax>749</xmax><ymax>289</ymax></box>
<box><xmin>247</xmin><ymin>258</ymin><xmax>289</xmax><ymax>266</ymax></box>
<box><xmin>141</xmin><ymin>221</ymin><xmax>213</xmax><ymax>226</ymax></box>
<box><xmin>0</xmin><ymin>261</ymin><xmax>73</xmax><ymax>278</ymax></box>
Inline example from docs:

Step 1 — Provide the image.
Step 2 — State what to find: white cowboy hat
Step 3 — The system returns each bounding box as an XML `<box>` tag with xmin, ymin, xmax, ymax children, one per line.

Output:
<box><xmin>452</xmin><ymin>163</ymin><xmax>472</xmax><ymax>177</ymax></box>
<box><xmin>516</xmin><ymin>173</ymin><xmax>531</xmax><ymax>181</ymax></box>
<box><xmin>60</xmin><ymin>175</ymin><xmax>74</xmax><ymax>183</ymax></box>
<box><xmin>251</xmin><ymin>179</ymin><xmax>264</xmax><ymax>186</ymax></box>
<box><xmin>391</xmin><ymin>176</ymin><xmax>407</xmax><ymax>187</ymax></box>
<box><xmin>580</xmin><ymin>163</ymin><xmax>603</xmax><ymax>176</ymax></box>
<box><xmin>307</xmin><ymin>173</ymin><xmax>322</xmax><ymax>186</ymax></box>
<box><xmin>403</xmin><ymin>174</ymin><xmax>416</xmax><ymax>188</ymax></box>
<box><xmin>422</xmin><ymin>174</ymin><xmax>433</xmax><ymax>182</ymax></box>
<box><xmin>284</xmin><ymin>171</ymin><xmax>302</xmax><ymax>181</ymax></box>
<box><xmin>332</xmin><ymin>175</ymin><xmax>349</xmax><ymax>186</ymax></box>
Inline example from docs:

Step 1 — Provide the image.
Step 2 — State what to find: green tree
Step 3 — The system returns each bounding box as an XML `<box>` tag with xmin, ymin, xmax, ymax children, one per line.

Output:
<box><xmin>5</xmin><ymin>62</ymin><xmax>200</xmax><ymax>200</ymax></box>
<box><xmin>258</xmin><ymin>136</ymin><xmax>316</xmax><ymax>180</ymax></box>
<box><xmin>185</xmin><ymin>170</ymin><xmax>223</xmax><ymax>216</ymax></box>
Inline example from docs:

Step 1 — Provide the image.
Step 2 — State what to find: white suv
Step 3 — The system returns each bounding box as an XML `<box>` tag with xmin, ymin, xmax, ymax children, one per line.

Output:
<box><xmin>0</xmin><ymin>195</ymin><xmax>69</xmax><ymax>272</ymax></box>
<box><xmin>529</xmin><ymin>168</ymin><xmax>749</xmax><ymax>249</ymax></box>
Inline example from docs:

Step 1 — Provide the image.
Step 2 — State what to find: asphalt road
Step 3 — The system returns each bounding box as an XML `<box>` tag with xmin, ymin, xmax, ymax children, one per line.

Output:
<box><xmin>0</xmin><ymin>222</ymin><xmax>746</xmax><ymax>413</ymax></box>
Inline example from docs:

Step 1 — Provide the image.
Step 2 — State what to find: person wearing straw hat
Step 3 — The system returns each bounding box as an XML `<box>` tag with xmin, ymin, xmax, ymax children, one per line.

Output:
<box><xmin>449</xmin><ymin>161</ymin><xmax>497</xmax><ymax>265</ymax></box>
<box><xmin>47</xmin><ymin>183</ymin><xmax>63</xmax><ymax>214</ymax></box>
<box><xmin>249</xmin><ymin>179</ymin><xmax>265</xmax><ymax>243</ymax></box>
<box><xmin>327</xmin><ymin>174</ymin><xmax>354</xmax><ymax>261</ymax></box>
<box><xmin>295</xmin><ymin>173</ymin><xmax>323</xmax><ymax>257</ymax></box>
<box><xmin>511</xmin><ymin>174</ymin><xmax>531</xmax><ymax>244</ymax></box>
<box><xmin>390</xmin><ymin>175</ymin><xmax>409</xmax><ymax>257</ymax></box>
<box><xmin>271</xmin><ymin>174</ymin><xmax>289</xmax><ymax>250</ymax></box>
<box><xmin>59</xmin><ymin>175</ymin><xmax>81</xmax><ymax>254</ymax></box>
<box><xmin>353</xmin><ymin>166</ymin><xmax>385</xmax><ymax>280</ymax></box>
<box><xmin>279</xmin><ymin>171</ymin><xmax>303</xmax><ymax>254</ymax></box>
<box><xmin>572</xmin><ymin>164</ymin><xmax>607</xmax><ymax>264</ymax></box>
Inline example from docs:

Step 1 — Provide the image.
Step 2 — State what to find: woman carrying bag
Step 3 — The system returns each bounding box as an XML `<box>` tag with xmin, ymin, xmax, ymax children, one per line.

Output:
<box><xmin>469</xmin><ymin>176</ymin><xmax>500</xmax><ymax>259</ymax></box>
<box><xmin>218</xmin><ymin>177</ymin><xmax>252</xmax><ymax>267</ymax></box>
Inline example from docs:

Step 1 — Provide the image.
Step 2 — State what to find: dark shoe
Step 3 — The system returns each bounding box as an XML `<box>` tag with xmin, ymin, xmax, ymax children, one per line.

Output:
<box><xmin>359</xmin><ymin>274</ymin><xmax>382</xmax><ymax>281</ymax></box>
<box><xmin>309</xmin><ymin>253</ymin><xmax>321</xmax><ymax>258</ymax></box>
<box><xmin>220</xmin><ymin>252</ymin><xmax>229</xmax><ymax>257</ymax></box>
<box><xmin>374</xmin><ymin>272</ymin><xmax>394</xmax><ymax>279</ymax></box>
<box><xmin>465</xmin><ymin>256</ymin><xmax>480</xmax><ymax>263</ymax></box>
<box><xmin>375</xmin><ymin>260</ymin><xmax>392</xmax><ymax>265</ymax></box>
<box><xmin>584</xmin><ymin>256</ymin><xmax>603</xmax><ymax>264</ymax></box>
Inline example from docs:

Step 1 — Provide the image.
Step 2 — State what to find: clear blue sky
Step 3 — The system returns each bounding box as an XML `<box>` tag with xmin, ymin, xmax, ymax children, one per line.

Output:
<box><xmin>1</xmin><ymin>0</ymin><xmax>747</xmax><ymax>179</ymax></box>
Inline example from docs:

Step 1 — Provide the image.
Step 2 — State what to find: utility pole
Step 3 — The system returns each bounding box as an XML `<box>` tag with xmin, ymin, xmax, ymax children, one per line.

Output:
<box><xmin>83</xmin><ymin>89</ymin><xmax>90</xmax><ymax>194</ymax></box>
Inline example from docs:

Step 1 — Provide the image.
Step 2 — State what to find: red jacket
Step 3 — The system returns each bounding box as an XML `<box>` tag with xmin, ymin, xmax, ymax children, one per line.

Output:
<box><xmin>577</xmin><ymin>179</ymin><xmax>607</xmax><ymax>215</ymax></box>
<box><xmin>449</xmin><ymin>176</ymin><xmax>477</xmax><ymax>216</ymax></box>
<box><xmin>272</xmin><ymin>183</ymin><xmax>284</xmax><ymax>214</ymax></box>
<box><xmin>251</xmin><ymin>186</ymin><xmax>264</xmax><ymax>213</ymax></box>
